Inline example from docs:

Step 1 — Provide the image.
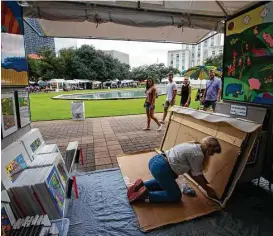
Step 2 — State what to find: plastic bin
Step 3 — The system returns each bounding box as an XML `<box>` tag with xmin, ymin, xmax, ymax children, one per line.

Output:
<box><xmin>51</xmin><ymin>218</ymin><xmax>70</xmax><ymax>236</ymax></box>
<box><xmin>71</xmin><ymin>101</ymin><xmax>85</xmax><ymax>120</ymax></box>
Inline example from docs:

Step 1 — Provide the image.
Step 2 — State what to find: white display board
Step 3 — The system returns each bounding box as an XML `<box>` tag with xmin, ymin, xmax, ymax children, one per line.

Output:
<box><xmin>1</xmin><ymin>141</ymin><xmax>32</xmax><ymax>189</ymax></box>
<box><xmin>30</xmin><ymin>152</ymin><xmax>68</xmax><ymax>187</ymax></box>
<box><xmin>35</xmin><ymin>144</ymin><xmax>60</xmax><ymax>156</ymax></box>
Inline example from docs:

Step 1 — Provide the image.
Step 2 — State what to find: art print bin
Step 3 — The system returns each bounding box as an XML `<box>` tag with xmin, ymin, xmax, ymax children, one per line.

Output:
<box><xmin>71</xmin><ymin>101</ymin><xmax>85</xmax><ymax>120</ymax></box>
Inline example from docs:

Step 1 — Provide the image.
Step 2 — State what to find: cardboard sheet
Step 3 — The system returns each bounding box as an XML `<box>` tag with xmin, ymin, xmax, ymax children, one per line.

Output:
<box><xmin>161</xmin><ymin>112</ymin><xmax>251</xmax><ymax>198</ymax></box>
<box><xmin>117</xmin><ymin>152</ymin><xmax>220</xmax><ymax>232</ymax></box>
<box><xmin>117</xmin><ymin>108</ymin><xmax>261</xmax><ymax>231</ymax></box>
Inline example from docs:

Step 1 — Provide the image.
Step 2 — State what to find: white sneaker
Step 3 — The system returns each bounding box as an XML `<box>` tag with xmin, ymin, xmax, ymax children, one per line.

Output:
<box><xmin>157</xmin><ymin>124</ymin><xmax>163</xmax><ymax>131</ymax></box>
<box><xmin>159</xmin><ymin>120</ymin><xmax>165</xmax><ymax>124</ymax></box>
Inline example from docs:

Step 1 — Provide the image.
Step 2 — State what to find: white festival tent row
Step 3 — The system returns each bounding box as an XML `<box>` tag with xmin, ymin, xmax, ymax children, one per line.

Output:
<box><xmin>161</xmin><ymin>77</ymin><xmax>206</xmax><ymax>89</ymax></box>
<box><xmin>22</xmin><ymin>1</ymin><xmax>259</xmax><ymax>44</ymax></box>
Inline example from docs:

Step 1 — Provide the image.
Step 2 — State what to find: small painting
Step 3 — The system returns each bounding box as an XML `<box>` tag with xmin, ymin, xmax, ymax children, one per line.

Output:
<box><xmin>1</xmin><ymin>93</ymin><xmax>18</xmax><ymax>138</ymax></box>
<box><xmin>1</xmin><ymin>207</ymin><xmax>12</xmax><ymax>236</ymax></box>
<box><xmin>30</xmin><ymin>138</ymin><xmax>42</xmax><ymax>153</ymax></box>
<box><xmin>5</xmin><ymin>154</ymin><xmax>27</xmax><ymax>182</ymax></box>
<box><xmin>17</xmin><ymin>91</ymin><xmax>31</xmax><ymax>127</ymax></box>
<box><xmin>46</xmin><ymin>166</ymin><xmax>65</xmax><ymax>217</ymax></box>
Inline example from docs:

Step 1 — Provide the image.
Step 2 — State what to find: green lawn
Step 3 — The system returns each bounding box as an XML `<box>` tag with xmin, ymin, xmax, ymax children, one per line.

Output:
<box><xmin>30</xmin><ymin>89</ymin><xmax>200</xmax><ymax>121</ymax></box>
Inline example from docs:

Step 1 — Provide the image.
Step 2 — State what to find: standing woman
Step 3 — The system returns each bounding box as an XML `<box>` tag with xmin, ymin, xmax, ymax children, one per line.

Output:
<box><xmin>143</xmin><ymin>78</ymin><xmax>163</xmax><ymax>131</ymax></box>
<box><xmin>180</xmin><ymin>77</ymin><xmax>191</xmax><ymax>107</ymax></box>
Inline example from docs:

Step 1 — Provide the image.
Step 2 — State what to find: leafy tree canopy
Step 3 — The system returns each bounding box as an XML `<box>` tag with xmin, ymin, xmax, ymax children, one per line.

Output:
<box><xmin>27</xmin><ymin>45</ymin><xmax>180</xmax><ymax>82</ymax></box>
<box><xmin>204</xmin><ymin>53</ymin><xmax>223</xmax><ymax>68</ymax></box>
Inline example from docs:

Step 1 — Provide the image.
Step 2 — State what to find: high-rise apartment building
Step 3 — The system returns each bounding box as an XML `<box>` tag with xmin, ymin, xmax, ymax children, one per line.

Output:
<box><xmin>24</xmin><ymin>18</ymin><xmax>55</xmax><ymax>56</ymax></box>
<box><xmin>167</xmin><ymin>32</ymin><xmax>224</xmax><ymax>71</ymax></box>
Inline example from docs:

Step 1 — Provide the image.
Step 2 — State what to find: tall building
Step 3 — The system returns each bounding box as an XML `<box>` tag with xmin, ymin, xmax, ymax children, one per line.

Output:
<box><xmin>24</xmin><ymin>18</ymin><xmax>55</xmax><ymax>56</ymax></box>
<box><xmin>167</xmin><ymin>32</ymin><xmax>224</xmax><ymax>71</ymax></box>
<box><xmin>103</xmin><ymin>50</ymin><xmax>130</xmax><ymax>65</ymax></box>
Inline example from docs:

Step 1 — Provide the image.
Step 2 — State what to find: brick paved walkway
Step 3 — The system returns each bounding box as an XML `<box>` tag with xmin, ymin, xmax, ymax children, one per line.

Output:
<box><xmin>32</xmin><ymin>113</ymin><xmax>166</xmax><ymax>172</ymax></box>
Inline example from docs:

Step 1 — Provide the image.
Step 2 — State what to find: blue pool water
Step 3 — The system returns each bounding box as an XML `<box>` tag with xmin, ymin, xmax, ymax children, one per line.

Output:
<box><xmin>53</xmin><ymin>89</ymin><xmax>167</xmax><ymax>100</ymax></box>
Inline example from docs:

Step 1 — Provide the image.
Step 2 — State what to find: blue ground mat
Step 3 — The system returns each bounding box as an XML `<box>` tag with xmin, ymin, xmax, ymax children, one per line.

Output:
<box><xmin>67</xmin><ymin>168</ymin><xmax>273</xmax><ymax>236</ymax></box>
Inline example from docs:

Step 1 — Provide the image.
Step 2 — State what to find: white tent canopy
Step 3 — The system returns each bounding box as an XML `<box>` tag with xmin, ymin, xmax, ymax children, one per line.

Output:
<box><xmin>22</xmin><ymin>1</ymin><xmax>259</xmax><ymax>43</ymax></box>
<box><xmin>64</xmin><ymin>80</ymin><xmax>79</xmax><ymax>85</ymax></box>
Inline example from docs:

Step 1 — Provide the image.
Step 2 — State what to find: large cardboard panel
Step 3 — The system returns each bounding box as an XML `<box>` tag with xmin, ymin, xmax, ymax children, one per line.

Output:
<box><xmin>161</xmin><ymin>120</ymin><xmax>180</xmax><ymax>151</ymax></box>
<box><xmin>221</xmin><ymin>132</ymin><xmax>258</xmax><ymax>205</ymax></box>
<box><xmin>161</xmin><ymin>113</ymin><xmax>246</xmax><ymax>198</ymax></box>
<box><xmin>117</xmin><ymin>152</ymin><xmax>219</xmax><ymax>232</ymax></box>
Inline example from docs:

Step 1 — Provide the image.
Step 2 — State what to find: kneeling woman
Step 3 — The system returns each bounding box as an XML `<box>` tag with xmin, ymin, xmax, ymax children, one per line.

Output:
<box><xmin>127</xmin><ymin>136</ymin><xmax>221</xmax><ymax>203</ymax></box>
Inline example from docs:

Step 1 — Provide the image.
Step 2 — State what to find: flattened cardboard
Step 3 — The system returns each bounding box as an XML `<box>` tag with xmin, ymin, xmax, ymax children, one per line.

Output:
<box><xmin>118</xmin><ymin>108</ymin><xmax>261</xmax><ymax>231</ymax></box>
<box><xmin>117</xmin><ymin>152</ymin><xmax>220</xmax><ymax>232</ymax></box>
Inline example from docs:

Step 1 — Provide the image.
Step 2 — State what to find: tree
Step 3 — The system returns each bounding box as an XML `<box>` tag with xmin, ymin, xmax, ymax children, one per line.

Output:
<box><xmin>130</xmin><ymin>63</ymin><xmax>180</xmax><ymax>82</ymax></box>
<box><xmin>204</xmin><ymin>53</ymin><xmax>223</xmax><ymax>68</ymax></box>
<box><xmin>28</xmin><ymin>58</ymin><xmax>42</xmax><ymax>81</ymax></box>
<box><xmin>28</xmin><ymin>45</ymin><xmax>180</xmax><ymax>83</ymax></box>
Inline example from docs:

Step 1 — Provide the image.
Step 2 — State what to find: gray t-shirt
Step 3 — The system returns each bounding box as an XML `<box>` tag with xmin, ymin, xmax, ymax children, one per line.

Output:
<box><xmin>165</xmin><ymin>143</ymin><xmax>204</xmax><ymax>176</ymax></box>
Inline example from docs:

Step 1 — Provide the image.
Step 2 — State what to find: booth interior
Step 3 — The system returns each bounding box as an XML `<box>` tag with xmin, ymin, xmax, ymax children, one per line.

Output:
<box><xmin>1</xmin><ymin>1</ymin><xmax>273</xmax><ymax>235</ymax></box>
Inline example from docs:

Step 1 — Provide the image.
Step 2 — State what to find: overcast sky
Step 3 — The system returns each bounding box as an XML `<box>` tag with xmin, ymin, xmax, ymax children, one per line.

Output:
<box><xmin>55</xmin><ymin>38</ymin><xmax>182</xmax><ymax>68</ymax></box>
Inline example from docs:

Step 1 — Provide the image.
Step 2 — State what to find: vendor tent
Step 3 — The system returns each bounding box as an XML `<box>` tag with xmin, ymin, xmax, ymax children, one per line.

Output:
<box><xmin>22</xmin><ymin>1</ymin><xmax>260</xmax><ymax>43</ymax></box>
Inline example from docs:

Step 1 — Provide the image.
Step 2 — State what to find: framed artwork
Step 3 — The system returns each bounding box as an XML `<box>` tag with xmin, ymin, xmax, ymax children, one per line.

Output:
<box><xmin>1</xmin><ymin>93</ymin><xmax>18</xmax><ymax>138</ymax></box>
<box><xmin>223</xmin><ymin>2</ymin><xmax>273</xmax><ymax>107</ymax></box>
<box><xmin>16</xmin><ymin>91</ymin><xmax>31</xmax><ymax>127</ymax></box>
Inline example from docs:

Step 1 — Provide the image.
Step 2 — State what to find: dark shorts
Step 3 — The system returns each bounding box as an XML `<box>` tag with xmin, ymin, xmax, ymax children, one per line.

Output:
<box><xmin>204</xmin><ymin>100</ymin><xmax>217</xmax><ymax>110</ymax></box>
<box><xmin>180</xmin><ymin>98</ymin><xmax>191</xmax><ymax>107</ymax></box>
<box><xmin>163</xmin><ymin>101</ymin><xmax>171</xmax><ymax>110</ymax></box>
<box><xmin>145</xmin><ymin>102</ymin><xmax>155</xmax><ymax>109</ymax></box>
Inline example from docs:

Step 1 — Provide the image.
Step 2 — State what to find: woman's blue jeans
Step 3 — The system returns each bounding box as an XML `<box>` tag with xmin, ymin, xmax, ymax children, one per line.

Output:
<box><xmin>144</xmin><ymin>154</ymin><xmax>182</xmax><ymax>203</ymax></box>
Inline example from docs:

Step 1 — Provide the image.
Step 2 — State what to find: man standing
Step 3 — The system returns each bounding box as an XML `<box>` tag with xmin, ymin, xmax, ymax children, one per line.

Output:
<box><xmin>202</xmin><ymin>70</ymin><xmax>222</xmax><ymax>112</ymax></box>
<box><xmin>160</xmin><ymin>72</ymin><xmax>177</xmax><ymax>123</ymax></box>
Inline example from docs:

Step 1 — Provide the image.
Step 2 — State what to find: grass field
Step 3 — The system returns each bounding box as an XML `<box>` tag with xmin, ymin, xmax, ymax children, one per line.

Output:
<box><xmin>30</xmin><ymin>89</ymin><xmax>199</xmax><ymax>121</ymax></box>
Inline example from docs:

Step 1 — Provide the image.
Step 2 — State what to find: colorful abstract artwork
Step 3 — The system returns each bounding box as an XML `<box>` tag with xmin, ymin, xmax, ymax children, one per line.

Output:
<box><xmin>1</xmin><ymin>93</ymin><xmax>18</xmax><ymax>138</ymax></box>
<box><xmin>17</xmin><ymin>91</ymin><xmax>31</xmax><ymax>127</ymax></box>
<box><xmin>5</xmin><ymin>154</ymin><xmax>27</xmax><ymax>182</ymax></box>
<box><xmin>30</xmin><ymin>138</ymin><xmax>42</xmax><ymax>153</ymax></box>
<box><xmin>46</xmin><ymin>166</ymin><xmax>65</xmax><ymax>217</ymax></box>
<box><xmin>223</xmin><ymin>2</ymin><xmax>273</xmax><ymax>106</ymax></box>
<box><xmin>1</xmin><ymin>1</ymin><xmax>23</xmax><ymax>35</ymax></box>
<box><xmin>1</xmin><ymin>207</ymin><xmax>12</xmax><ymax>236</ymax></box>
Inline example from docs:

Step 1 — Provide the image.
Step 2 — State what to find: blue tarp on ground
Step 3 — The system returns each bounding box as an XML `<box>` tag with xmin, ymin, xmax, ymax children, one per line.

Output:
<box><xmin>67</xmin><ymin>168</ymin><xmax>273</xmax><ymax>236</ymax></box>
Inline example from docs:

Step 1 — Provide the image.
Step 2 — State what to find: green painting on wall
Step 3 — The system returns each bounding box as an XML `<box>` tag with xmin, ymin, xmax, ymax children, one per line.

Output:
<box><xmin>223</xmin><ymin>2</ymin><xmax>273</xmax><ymax>106</ymax></box>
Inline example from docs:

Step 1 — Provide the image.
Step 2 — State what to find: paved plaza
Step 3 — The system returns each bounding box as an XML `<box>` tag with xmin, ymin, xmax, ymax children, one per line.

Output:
<box><xmin>32</xmin><ymin>113</ymin><xmax>166</xmax><ymax>172</ymax></box>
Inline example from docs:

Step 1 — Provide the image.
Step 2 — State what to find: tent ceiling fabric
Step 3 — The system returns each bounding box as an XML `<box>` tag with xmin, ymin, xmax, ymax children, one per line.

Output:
<box><xmin>22</xmin><ymin>1</ymin><xmax>259</xmax><ymax>43</ymax></box>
